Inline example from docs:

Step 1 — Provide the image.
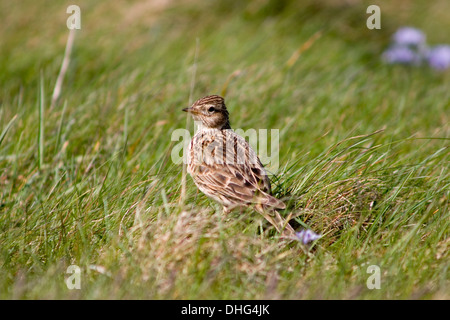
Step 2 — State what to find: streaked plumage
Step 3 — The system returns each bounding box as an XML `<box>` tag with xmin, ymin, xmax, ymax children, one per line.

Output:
<box><xmin>183</xmin><ymin>95</ymin><xmax>295</xmax><ymax>236</ymax></box>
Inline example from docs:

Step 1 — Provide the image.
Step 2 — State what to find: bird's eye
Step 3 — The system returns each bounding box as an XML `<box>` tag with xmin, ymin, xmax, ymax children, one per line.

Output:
<box><xmin>208</xmin><ymin>107</ymin><xmax>215</xmax><ymax>112</ymax></box>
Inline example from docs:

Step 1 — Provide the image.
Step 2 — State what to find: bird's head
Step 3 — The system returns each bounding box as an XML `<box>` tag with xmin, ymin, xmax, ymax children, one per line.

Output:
<box><xmin>182</xmin><ymin>95</ymin><xmax>231</xmax><ymax>129</ymax></box>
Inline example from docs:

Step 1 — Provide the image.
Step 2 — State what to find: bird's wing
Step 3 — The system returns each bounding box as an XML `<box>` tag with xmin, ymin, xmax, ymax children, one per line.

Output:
<box><xmin>188</xmin><ymin>130</ymin><xmax>285</xmax><ymax>209</ymax></box>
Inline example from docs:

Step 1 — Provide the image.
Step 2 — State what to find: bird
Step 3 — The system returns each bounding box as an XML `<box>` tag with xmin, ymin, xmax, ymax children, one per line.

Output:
<box><xmin>182</xmin><ymin>95</ymin><xmax>295</xmax><ymax>237</ymax></box>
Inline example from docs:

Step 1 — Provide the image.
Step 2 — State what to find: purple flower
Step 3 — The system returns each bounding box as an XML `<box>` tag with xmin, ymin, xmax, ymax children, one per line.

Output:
<box><xmin>427</xmin><ymin>45</ymin><xmax>450</xmax><ymax>70</ymax></box>
<box><xmin>294</xmin><ymin>229</ymin><xmax>321</xmax><ymax>245</ymax></box>
<box><xmin>392</xmin><ymin>27</ymin><xmax>426</xmax><ymax>47</ymax></box>
<box><xmin>382</xmin><ymin>46</ymin><xmax>422</xmax><ymax>65</ymax></box>
<box><xmin>383</xmin><ymin>26</ymin><xmax>450</xmax><ymax>70</ymax></box>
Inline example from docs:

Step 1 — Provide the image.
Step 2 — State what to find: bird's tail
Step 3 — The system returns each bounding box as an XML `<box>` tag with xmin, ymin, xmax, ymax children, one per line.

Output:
<box><xmin>255</xmin><ymin>204</ymin><xmax>295</xmax><ymax>237</ymax></box>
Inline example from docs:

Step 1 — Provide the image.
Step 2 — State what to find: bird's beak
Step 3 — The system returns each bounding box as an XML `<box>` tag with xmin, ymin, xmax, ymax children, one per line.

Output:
<box><xmin>182</xmin><ymin>107</ymin><xmax>198</xmax><ymax>114</ymax></box>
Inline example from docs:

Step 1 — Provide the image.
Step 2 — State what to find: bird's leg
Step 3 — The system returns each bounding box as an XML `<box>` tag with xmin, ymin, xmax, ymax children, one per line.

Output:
<box><xmin>220</xmin><ymin>206</ymin><xmax>235</xmax><ymax>224</ymax></box>
<box><xmin>255</xmin><ymin>204</ymin><xmax>295</xmax><ymax>238</ymax></box>
<box><xmin>222</xmin><ymin>206</ymin><xmax>232</xmax><ymax>215</ymax></box>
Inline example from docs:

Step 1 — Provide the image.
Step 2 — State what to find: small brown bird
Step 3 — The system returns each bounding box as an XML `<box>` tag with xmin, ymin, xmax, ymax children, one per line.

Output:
<box><xmin>183</xmin><ymin>95</ymin><xmax>295</xmax><ymax>237</ymax></box>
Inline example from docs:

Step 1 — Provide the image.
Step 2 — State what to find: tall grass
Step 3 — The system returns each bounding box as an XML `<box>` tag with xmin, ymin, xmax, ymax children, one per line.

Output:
<box><xmin>0</xmin><ymin>0</ymin><xmax>448</xmax><ymax>299</ymax></box>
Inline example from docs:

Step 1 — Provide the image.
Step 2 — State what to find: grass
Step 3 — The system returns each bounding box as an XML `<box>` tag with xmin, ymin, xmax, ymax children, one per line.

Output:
<box><xmin>0</xmin><ymin>0</ymin><xmax>449</xmax><ymax>299</ymax></box>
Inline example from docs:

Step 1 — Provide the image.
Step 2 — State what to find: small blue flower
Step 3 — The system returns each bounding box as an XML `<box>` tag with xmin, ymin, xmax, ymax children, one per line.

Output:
<box><xmin>294</xmin><ymin>229</ymin><xmax>321</xmax><ymax>245</ymax></box>
<box><xmin>427</xmin><ymin>45</ymin><xmax>450</xmax><ymax>70</ymax></box>
<box><xmin>383</xmin><ymin>26</ymin><xmax>450</xmax><ymax>71</ymax></box>
<box><xmin>382</xmin><ymin>46</ymin><xmax>422</xmax><ymax>65</ymax></box>
<box><xmin>392</xmin><ymin>27</ymin><xmax>426</xmax><ymax>47</ymax></box>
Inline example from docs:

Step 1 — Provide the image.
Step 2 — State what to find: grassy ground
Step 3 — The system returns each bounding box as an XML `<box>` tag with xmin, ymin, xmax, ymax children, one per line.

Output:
<box><xmin>0</xmin><ymin>0</ymin><xmax>449</xmax><ymax>299</ymax></box>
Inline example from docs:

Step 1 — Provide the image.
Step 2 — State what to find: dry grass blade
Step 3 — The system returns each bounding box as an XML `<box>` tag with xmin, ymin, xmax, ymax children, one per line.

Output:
<box><xmin>180</xmin><ymin>38</ymin><xmax>200</xmax><ymax>205</ymax></box>
<box><xmin>286</xmin><ymin>30</ymin><xmax>322</xmax><ymax>68</ymax></box>
<box><xmin>50</xmin><ymin>29</ymin><xmax>76</xmax><ymax>110</ymax></box>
